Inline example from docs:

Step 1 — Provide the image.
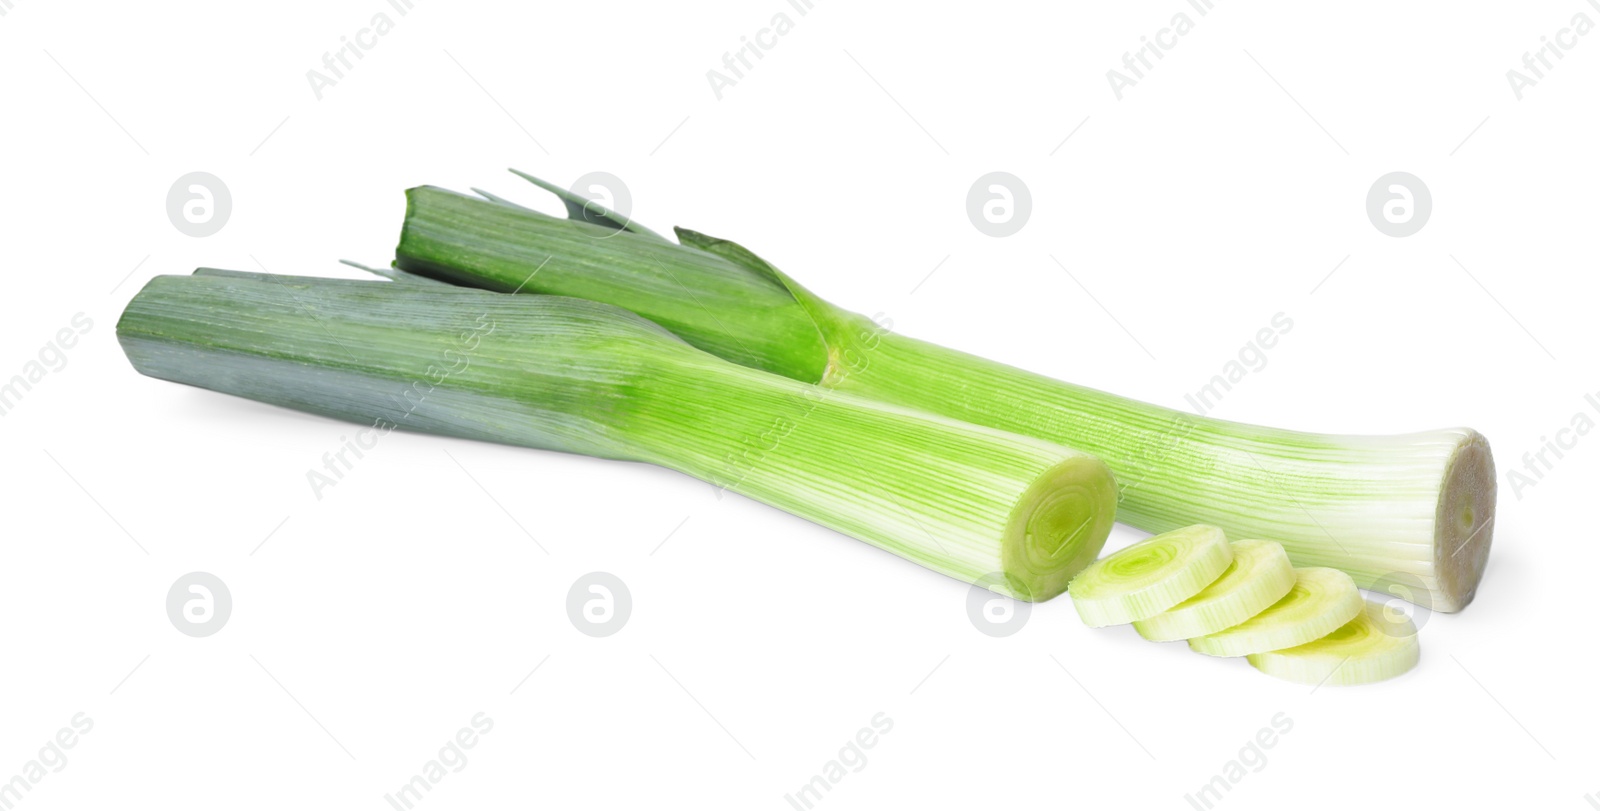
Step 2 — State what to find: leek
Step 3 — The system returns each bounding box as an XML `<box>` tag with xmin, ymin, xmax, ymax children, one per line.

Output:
<box><xmin>116</xmin><ymin>273</ymin><xmax>1118</xmax><ymax>601</ymax></box>
<box><xmin>392</xmin><ymin>180</ymin><xmax>1498</xmax><ymax>612</ymax></box>
<box><xmin>1068</xmin><ymin>529</ymin><xmax>1418</xmax><ymax>684</ymax></box>
<box><xmin>1131</xmin><ymin>539</ymin><xmax>1296</xmax><ymax>642</ymax></box>
<box><xmin>1187</xmin><ymin>568</ymin><xmax>1364</xmax><ymax>658</ymax></box>
<box><xmin>1067</xmin><ymin>525</ymin><xmax>1233</xmax><ymax>627</ymax></box>
<box><xmin>1246</xmin><ymin>601</ymin><xmax>1420</xmax><ymax>685</ymax></box>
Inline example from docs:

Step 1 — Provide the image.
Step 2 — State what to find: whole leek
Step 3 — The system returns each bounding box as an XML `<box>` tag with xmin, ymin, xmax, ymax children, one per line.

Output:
<box><xmin>393</xmin><ymin>182</ymin><xmax>1498</xmax><ymax>612</ymax></box>
<box><xmin>117</xmin><ymin>273</ymin><xmax>1118</xmax><ymax>601</ymax></box>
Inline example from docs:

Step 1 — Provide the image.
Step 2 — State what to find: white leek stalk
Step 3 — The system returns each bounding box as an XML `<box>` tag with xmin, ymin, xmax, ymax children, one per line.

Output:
<box><xmin>393</xmin><ymin>180</ymin><xmax>1499</xmax><ymax>611</ymax></box>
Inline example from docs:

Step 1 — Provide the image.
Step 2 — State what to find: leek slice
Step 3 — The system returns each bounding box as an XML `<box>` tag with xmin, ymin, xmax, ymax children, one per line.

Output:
<box><xmin>117</xmin><ymin>273</ymin><xmax>1118</xmax><ymax>601</ymax></box>
<box><xmin>1246</xmin><ymin>601</ymin><xmax>1420</xmax><ymax>686</ymax></box>
<box><xmin>1132</xmin><ymin>539</ymin><xmax>1295</xmax><ymax>642</ymax></box>
<box><xmin>1067</xmin><ymin>525</ymin><xmax>1232</xmax><ymax>627</ymax></box>
<box><xmin>393</xmin><ymin>180</ymin><xmax>1499</xmax><ymax>612</ymax></box>
<box><xmin>1187</xmin><ymin>567</ymin><xmax>1363</xmax><ymax>657</ymax></box>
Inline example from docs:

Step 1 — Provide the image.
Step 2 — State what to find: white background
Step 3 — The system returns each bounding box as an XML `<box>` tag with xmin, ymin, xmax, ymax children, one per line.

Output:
<box><xmin>1</xmin><ymin>1</ymin><xmax>1595</xmax><ymax>808</ymax></box>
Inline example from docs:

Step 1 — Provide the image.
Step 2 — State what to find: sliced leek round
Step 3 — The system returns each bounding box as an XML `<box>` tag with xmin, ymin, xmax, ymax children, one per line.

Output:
<box><xmin>1068</xmin><ymin>525</ymin><xmax>1233</xmax><ymax>627</ymax></box>
<box><xmin>1132</xmin><ymin>539</ymin><xmax>1296</xmax><ymax>642</ymax></box>
<box><xmin>1246</xmin><ymin>601</ymin><xmax>1420</xmax><ymax>685</ymax></box>
<box><xmin>1187</xmin><ymin>567</ymin><xmax>1362</xmax><ymax>657</ymax></box>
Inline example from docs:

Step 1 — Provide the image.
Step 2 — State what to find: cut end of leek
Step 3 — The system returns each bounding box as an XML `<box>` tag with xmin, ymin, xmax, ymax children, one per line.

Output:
<box><xmin>1067</xmin><ymin>525</ymin><xmax>1232</xmax><ymax>627</ymax></box>
<box><xmin>1132</xmin><ymin>539</ymin><xmax>1296</xmax><ymax>642</ymax></box>
<box><xmin>1432</xmin><ymin>430</ymin><xmax>1497</xmax><ymax>613</ymax></box>
<box><xmin>1002</xmin><ymin>456</ymin><xmax>1120</xmax><ymax>601</ymax></box>
<box><xmin>1246</xmin><ymin>601</ymin><xmax>1420</xmax><ymax>686</ymax></box>
<box><xmin>1187</xmin><ymin>567</ymin><xmax>1363</xmax><ymax>658</ymax></box>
